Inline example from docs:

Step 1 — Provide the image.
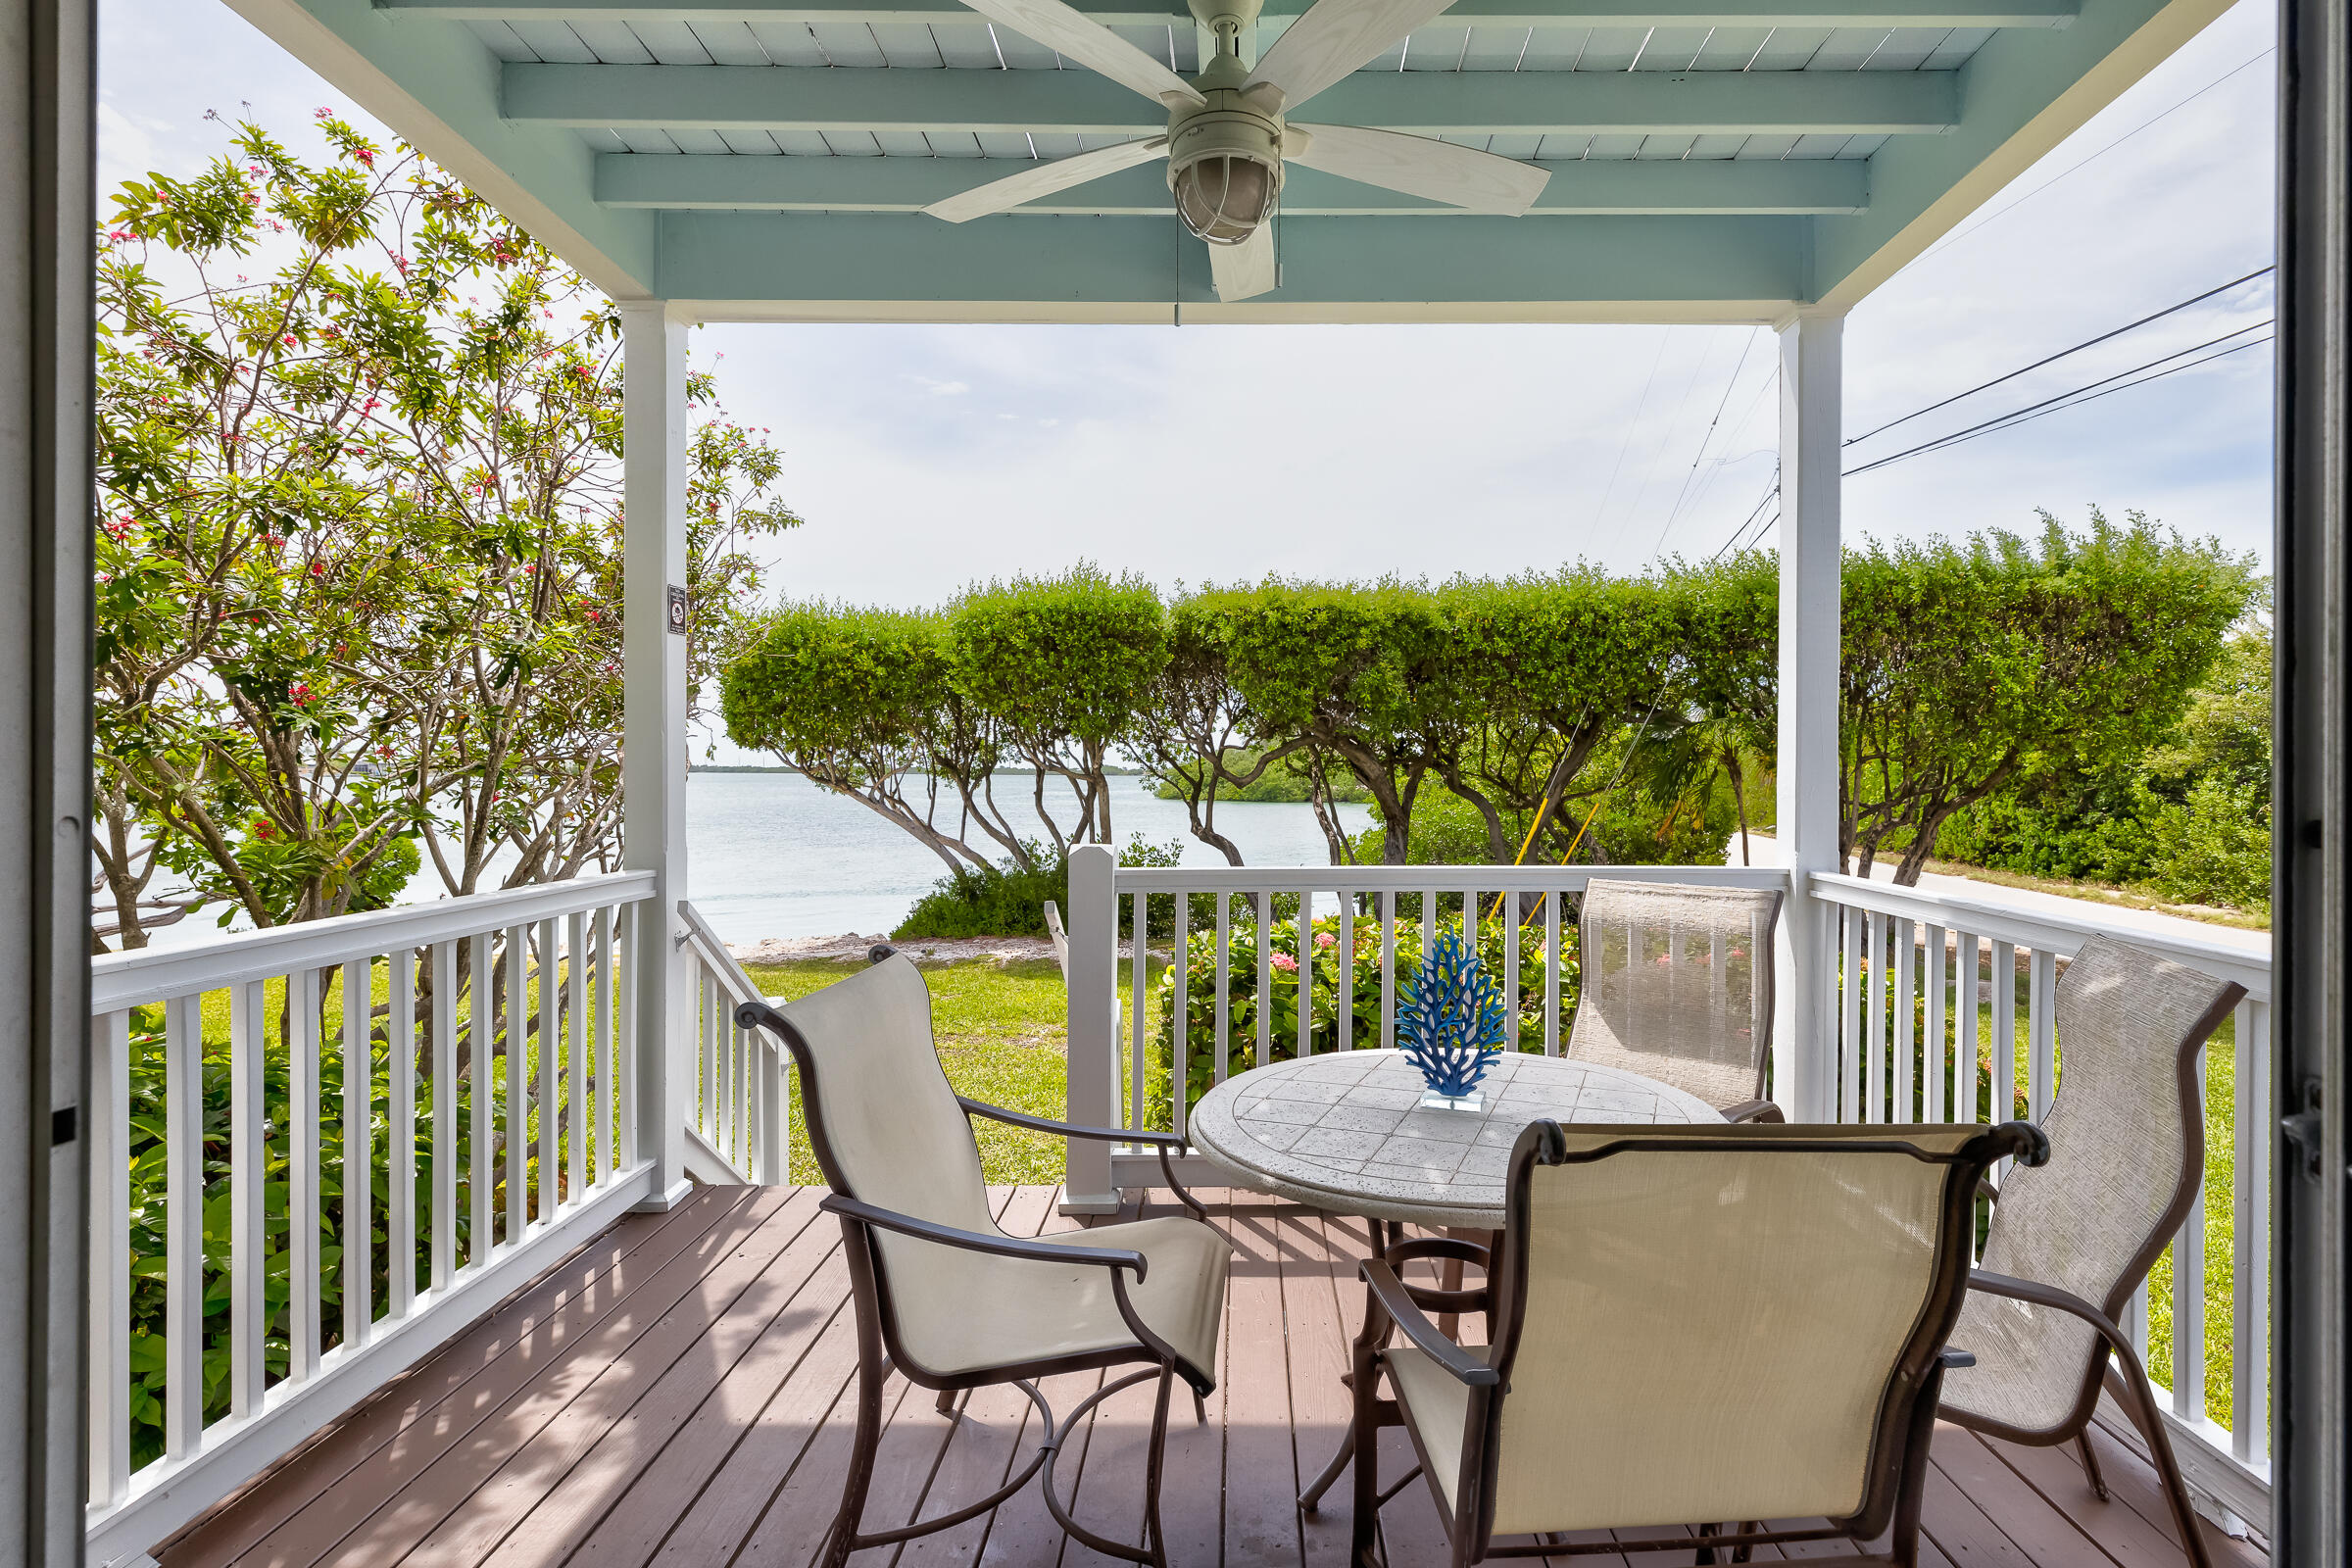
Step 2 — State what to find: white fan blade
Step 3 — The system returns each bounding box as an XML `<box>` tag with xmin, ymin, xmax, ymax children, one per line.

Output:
<box><xmin>924</xmin><ymin>138</ymin><xmax>1168</xmax><ymax>222</ymax></box>
<box><xmin>1290</xmin><ymin>122</ymin><xmax>1548</xmax><ymax>214</ymax></box>
<box><xmin>956</xmin><ymin>0</ymin><xmax>1203</xmax><ymax>107</ymax></box>
<box><xmin>1208</xmin><ymin>225</ymin><xmax>1276</xmax><ymax>302</ymax></box>
<box><xmin>1244</xmin><ymin>0</ymin><xmax>1462</xmax><ymax>111</ymax></box>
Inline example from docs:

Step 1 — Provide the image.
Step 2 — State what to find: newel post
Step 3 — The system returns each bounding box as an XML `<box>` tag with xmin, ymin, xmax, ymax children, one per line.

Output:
<box><xmin>1063</xmin><ymin>845</ymin><xmax>1120</xmax><ymax>1214</ymax></box>
<box><xmin>1773</xmin><ymin>308</ymin><xmax>1843</xmax><ymax>1123</ymax></box>
<box><xmin>621</xmin><ymin>302</ymin><xmax>695</xmax><ymax>1209</ymax></box>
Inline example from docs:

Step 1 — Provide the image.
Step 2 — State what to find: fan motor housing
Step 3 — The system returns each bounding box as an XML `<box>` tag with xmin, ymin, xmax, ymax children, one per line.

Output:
<box><xmin>1166</xmin><ymin>93</ymin><xmax>1284</xmax><ymax>243</ymax></box>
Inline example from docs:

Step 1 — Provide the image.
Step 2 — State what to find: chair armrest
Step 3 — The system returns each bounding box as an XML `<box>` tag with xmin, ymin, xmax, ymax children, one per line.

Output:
<box><xmin>1721</xmin><ymin>1100</ymin><xmax>1785</xmax><ymax>1124</ymax></box>
<box><xmin>819</xmin><ymin>1194</ymin><xmax>1151</xmax><ymax>1280</ymax></box>
<box><xmin>956</xmin><ymin>1099</ymin><xmax>1210</xmax><ymax>1222</ymax></box>
<box><xmin>1382</xmin><ymin>1236</ymin><xmax>1491</xmax><ymax>1270</ymax></box>
<box><xmin>1359</xmin><ymin>1258</ymin><xmax>1499</xmax><ymax>1387</ymax></box>
<box><xmin>1977</xmin><ymin>1177</ymin><xmax>2000</xmax><ymax>1204</ymax></box>
<box><xmin>1966</xmin><ymin>1269</ymin><xmax>2114</xmax><ymax>1330</ymax></box>
<box><xmin>957</xmin><ymin>1097</ymin><xmax>1184</xmax><ymax>1149</ymax></box>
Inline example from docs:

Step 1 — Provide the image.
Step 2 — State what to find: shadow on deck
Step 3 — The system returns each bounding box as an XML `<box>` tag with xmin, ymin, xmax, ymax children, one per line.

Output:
<box><xmin>154</xmin><ymin>1186</ymin><xmax>2269</xmax><ymax>1568</ymax></box>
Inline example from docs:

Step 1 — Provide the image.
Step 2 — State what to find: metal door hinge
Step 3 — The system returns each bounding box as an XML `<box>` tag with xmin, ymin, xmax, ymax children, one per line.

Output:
<box><xmin>2281</xmin><ymin>1075</ymin><xmax>2326</xmax><ymax>1178</ymax></box>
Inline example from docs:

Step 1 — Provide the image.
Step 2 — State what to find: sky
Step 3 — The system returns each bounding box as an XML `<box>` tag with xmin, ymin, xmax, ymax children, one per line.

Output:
<box><xmin>102</xmin><ymin>0</ymin><xmax>2279</xmax><ymax>677</ymax></box>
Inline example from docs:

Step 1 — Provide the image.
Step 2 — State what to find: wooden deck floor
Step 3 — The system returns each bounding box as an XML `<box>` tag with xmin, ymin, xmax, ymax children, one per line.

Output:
<box><xmin>159</xmin><ymin>1185</ymin><xmax>2269</xmax><ymax>1568</ymax></box>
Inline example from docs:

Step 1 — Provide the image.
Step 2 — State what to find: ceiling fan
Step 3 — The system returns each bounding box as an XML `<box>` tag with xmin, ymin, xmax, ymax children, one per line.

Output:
<box><xmin>920</xmin><ymin>0</ymin><xmax>1550</xmax><ymax>301</ymax></box>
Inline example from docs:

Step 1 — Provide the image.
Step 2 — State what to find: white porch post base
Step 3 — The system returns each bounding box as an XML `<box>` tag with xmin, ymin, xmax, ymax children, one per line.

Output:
<box><xmin>1063</xmin><ymin>845</ymin><xmax>1120</xmax><ymax>1213</ymax></box>
<box><xmin>1772</xmin><ymin>308</ymin><xmax>1843</xmax><ymax>1123</ymax></box>
<box><xmin>622</xmin><ymin>303</ymin><xmax>695</xmax><ymax>1203</ymax></box>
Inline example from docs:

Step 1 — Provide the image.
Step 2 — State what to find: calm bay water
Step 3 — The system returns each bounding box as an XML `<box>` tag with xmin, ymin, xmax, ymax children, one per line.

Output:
<box><xmin>687</xmin><ymin>770</ymin><xmax>1370</xmax><ymax>946</ymax></box>
<box><xmin>121</xmin><ymin>770</ymin><xmax>1369</xmax><ymax>953</ymax></box>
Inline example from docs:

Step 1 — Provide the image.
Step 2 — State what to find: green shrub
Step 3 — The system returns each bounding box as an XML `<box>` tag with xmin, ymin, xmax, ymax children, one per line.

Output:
<box><xmin>1144</xmin><ymin>908</ymin><xmax>1579</xmax><ymax>1129</ymax></box>
<box><xmin>894</xmin><ymin>858</ymin><xmax>1067</xmax><ymax>940</ymax></box>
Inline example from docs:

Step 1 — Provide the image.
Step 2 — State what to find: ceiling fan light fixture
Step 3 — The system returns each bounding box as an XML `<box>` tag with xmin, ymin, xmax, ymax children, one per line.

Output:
<box><xmin>1171</xmin><ymin>151</ymin><xmax>1280</xmax><ymax>242</ymax></box>
<box><xmin>1166</xmin><ymin>99</ymin><xmax>1284</xmax><ymax>243</ymax></box>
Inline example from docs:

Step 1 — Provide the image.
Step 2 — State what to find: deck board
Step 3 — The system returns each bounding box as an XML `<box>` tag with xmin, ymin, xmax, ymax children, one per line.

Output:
<box><xmin>156</xmin><ymin>1188</ymin><xmax>2270</xmax><ymax>1568</ymax></box>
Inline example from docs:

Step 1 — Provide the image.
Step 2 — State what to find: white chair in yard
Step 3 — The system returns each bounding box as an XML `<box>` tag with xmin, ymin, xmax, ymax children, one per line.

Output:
<box><xmin>1940</xmin><ymin>935</ymin><xmax>2246</xmax><ymax>1568</ymax></box>
<box><xmin>737</xmin><ymin>952</ymin><xmax>1226</xmax><ymax>1568</ymax></box>
<box><xmin>1348</xmin><ymin>1117</ymin><xmax>2046</xmax><ymax>1568</ymax></box>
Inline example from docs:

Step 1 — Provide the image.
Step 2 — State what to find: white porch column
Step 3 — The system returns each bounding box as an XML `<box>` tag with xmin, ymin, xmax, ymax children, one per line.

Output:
<box><xmin>1772</xmin><ymin>309</ymin><xmax>1843</xmax><ymax>1123</ymax></box>
<box><xmin>622</xmin><ymin>303</ymin><xmax>696</xmax><ymax>1208</ymax></box>
<box><xmin>1062</xmin><ymin>844</ymin><xmax>1120</xmax><ymax>1213</ymax></box>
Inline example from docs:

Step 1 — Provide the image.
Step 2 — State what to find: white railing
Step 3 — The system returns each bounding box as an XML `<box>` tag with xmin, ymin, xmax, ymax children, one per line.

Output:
<box><xmin>1810</xmin><ymin>871</ymin><xmax>2272</xmax><ymax>1528</ymax></box>
<box><xmin>1060</xmin><ymin>851</ymin><xmax>1790</xmax><ymax>1204</ymax></box>
<box><xmin>677</xmin><ymin>901</ymin><xmax>790</xmax><ymax>1185</ymax></box>
<box><xmin>1064</xmin><ymin>852</ymin><xmax>2274</xmax><ymax>1525</ymax></box>
<box><xmin>84</xmin><ymin>871</ymin><xmax>659</xmax><ymax>1566</ymax></box>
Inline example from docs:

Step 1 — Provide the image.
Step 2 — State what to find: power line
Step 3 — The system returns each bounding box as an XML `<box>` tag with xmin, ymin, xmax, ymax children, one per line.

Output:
<box><xmin>1842</xmin><ymin>266</ymin><xmax>2274</xmax><ymax>448</ymax></box>
<box><xmin>1654</xmin><ymin>326</ymin><xmax>1765</xmax><ymax>557</ymax></box>
<box><xmin>1844</xmin><ymin>322</ymin><xmax>2273</xmax><ymax>477</ymax></box>
<box><xmin>1717</xmin><ymin>327</ymin><xmax>2271</xmax><ymax>553</ymax></box>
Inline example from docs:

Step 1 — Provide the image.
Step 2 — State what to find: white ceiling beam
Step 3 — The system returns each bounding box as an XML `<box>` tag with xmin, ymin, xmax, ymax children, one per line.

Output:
<box><xmin>506</xmin><ymin>60</ymin><xmax>1957</xmax><ymax>135</ymax></box>
<box><xmin>594</xmin><ymin>150</ymin><xmax>1870</xmax><ymax>213</ymax></box>
<box><xmin>395</xmin><ymin>0</ymin><xmax>2077</xmax><ymax>24</ymax></box>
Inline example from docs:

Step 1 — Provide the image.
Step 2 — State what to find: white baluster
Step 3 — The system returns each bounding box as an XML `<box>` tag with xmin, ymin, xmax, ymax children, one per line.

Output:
<box><xmin>2231</xmin><ymin>998</ymin><xmax>2270</xmax><ymax>1464</ymax></box>
<box><xmin>1863</xmin><ymin>910</ymin><xmax>1886</xmax><ymax>1124</ymax></box>
<box><xmin>506</xmin><ymin>925</ymin><xmax>529</xmax><ymax>1243</ymax></box>
<box><xmin>567</xmin><ymin>911</ymin><xmax>589</xmax><ymax>1204</ymax></box>
<box><xmin>165</xmin><ymin>993</ymin><xmax>205</xmax><ymax>1457</ymax></box>
<box><xmin>1298</xmin><ymin>887</ymin><xmax>1314</xmax><ymax>1061</ymax></box>
<box><xmin>1923</xmin><ymin>926</ymin><xmax>1947</xmax><ymax>1123</ymax></box>
<box><xmin>539</xmin><ymin>916</ymin><xmax>560</xmax><ymax>1223</ymax></box>
<box><xmin>1892</xmin><ymin>919</ymin><xmax>1915</xmax><ymax>1122</ymax></box>
<box><xmin>342</xmin><ymin>957</ymin><xmax>372</xmax><ymax>1350</ymax></box>
<box><xmin>1132</xmin><ymin>891</ymin><xmax>1149</xmax><ymax>1129</ymax></box>
<box><xmin>288</xmin><ymin>966</ymin><xmax>321</xmax><ymax>1380</ymax></box>
<box><xmin>389</xmin><ymin>950</ymin><xmax>417</xmax><ymax>1320</ymax></box>
<box><xmin>469</xmin><ymin>931</ymin><xmax>494</xmax><ymax>1261</ymax></box>
<box><xmin>1172</xmin><ymin>891</ymin><xmax>1190</xmax><ymax>1141</ymax></box>
<box><xmin>1544</xmin><ymin>890</ymin><xmax>1561</xmax><ymax>1055</ymax></box>
<box><xmin>1213</xmin><ymin>894</ymin><xmax>1231</xmax><ymax>1085</ymax></box>
<box><xmin>433</xmin><ymin>939</ymin><xmax>460</xmax><ymax>1286</ymax></box>
<box><xmin>1839</xmin><ymin>907</ymin><xmax>1862</xmax><ymax>1122</ymax></box>
<box><xmin>88</xmin><ymin>1008</ymin><xmax>131</xmax><ymax>1507</ymax></box>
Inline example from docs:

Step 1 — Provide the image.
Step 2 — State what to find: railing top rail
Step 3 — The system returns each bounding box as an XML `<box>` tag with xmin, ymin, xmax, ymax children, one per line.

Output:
<box><xmin>1110</xmin><ymin>863</ymin><xmax>1795</xmax><ymax>895</ymax></box>
<box><xmin>91</xmin><ymin>869</ymin><xmax>658</xmax><ymax>1015</ymax></box>
<box><xmin>677</xmin><ymin>899</ymin><xmax>773</xmax><ymax>1012</ymax></box>
<box><xmin>1809</xmin><ymin>871</ymin><xmax>2271</xmax><ymax>1000</ymax></box>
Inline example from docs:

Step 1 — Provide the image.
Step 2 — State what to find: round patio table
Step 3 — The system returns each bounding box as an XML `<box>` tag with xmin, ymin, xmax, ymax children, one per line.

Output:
<box><xmin>1186</xmin><ymin>1048</ymin><xmax>1722</xmax><ymax>1510</ymax></box>
<box><xmin>1188</xmin><ymin>1047</ymin><xmax>1721</xmax><ymax>1232</ymax></box>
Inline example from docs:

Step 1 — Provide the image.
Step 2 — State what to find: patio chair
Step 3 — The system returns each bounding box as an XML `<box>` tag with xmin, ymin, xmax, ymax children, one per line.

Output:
<box><xmin>1565</xmin><ymin>879</ymin><xmax>1786</xmax><ymax>1121</ymax></box>
<box><xmin>1348</xmin><ymin>1117</ymin><xmax>2046</xmax><ymax>1568</ymax></box>
<box><xmin>1939</xmin><ymin>935</ymin><xmax>2246</xmax><ymax>1568</ymax></box>
<box><xmin>736</xmin><ymin>953</ymin><xmax>1229</xmax><ymax>1568</ymax></box>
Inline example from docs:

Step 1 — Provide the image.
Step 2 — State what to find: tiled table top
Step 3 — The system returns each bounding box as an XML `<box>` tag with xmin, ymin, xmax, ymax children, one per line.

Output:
<box><xmin>1188</xmin><ymin>1049</ymin><xmax>1721</xmax><ymax>1229</ymax></box>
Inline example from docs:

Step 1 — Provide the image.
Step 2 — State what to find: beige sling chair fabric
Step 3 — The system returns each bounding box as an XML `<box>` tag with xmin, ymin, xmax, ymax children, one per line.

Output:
<box><xmin>1941</xmin><ymin>936</ymin><xmax>2242</xmax><ymax>1436</ymax></box>
<box><xmin>1566</xmin><ymin>880</ymin><xmax>1784</xmax><ymax>1112</ymax></box>
<box><xmin>772</xmin><ymin>955</ymin><xmax>1227</xmax><ymax>1387</ymax></box>
<box><xmin>1352</xmin><ymin>1120</ymin><xmax>2037</xmax><ymax>1568</ymax></box>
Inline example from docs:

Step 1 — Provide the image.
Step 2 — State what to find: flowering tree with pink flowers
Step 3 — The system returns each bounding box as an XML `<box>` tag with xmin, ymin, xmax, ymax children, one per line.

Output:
<box><xmin>92</xmin><ymin>113</ymin><xmax>799</xmax><ymax>948</ymax></box>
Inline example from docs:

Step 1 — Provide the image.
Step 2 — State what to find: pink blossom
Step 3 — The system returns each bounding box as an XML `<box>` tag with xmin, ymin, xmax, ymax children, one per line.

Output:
<box><xmin>315</xmin><ymin>106</ymin><xmax>333</xmax><ymax>119</ymax></box>
<box><xmin>1655</xmin><ymin>954</ymin><xmax>1673</xmax><ymax>966</ymax></box>
<box><xmin>1315</xmin><ymin>932</ymin><xmax>1336</xmax><ymax>950</ymax></box>
<box><xmin>1271</xmin><ymin>954</ymin><xmax>1298</xmax><ymax>974</ymax></box>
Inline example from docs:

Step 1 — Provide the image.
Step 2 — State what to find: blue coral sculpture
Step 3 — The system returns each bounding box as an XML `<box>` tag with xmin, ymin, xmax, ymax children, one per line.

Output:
<box><xmin>1396</xmin><ymin>930</ymin><xmax>1509</xmax><ymax>1102</ymax></box>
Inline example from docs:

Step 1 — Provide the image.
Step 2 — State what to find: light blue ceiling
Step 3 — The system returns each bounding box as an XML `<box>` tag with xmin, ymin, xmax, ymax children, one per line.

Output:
<box><xmin>230</xmin><ymin>0</ymin><xmax>2231</xmax><ymax>318</ymax></box>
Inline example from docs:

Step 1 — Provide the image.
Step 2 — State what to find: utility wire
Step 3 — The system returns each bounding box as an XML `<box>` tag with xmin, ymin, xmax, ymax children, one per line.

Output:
<box><xmin>1843</xmin><ymin>266</ymin><xmax>2274</xmax><ymax>448</ymax></box>
<box><xmin>1843</xmin><ymin>322</ymin><xmax>2273</xmax><ymax>477</ymax></box>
